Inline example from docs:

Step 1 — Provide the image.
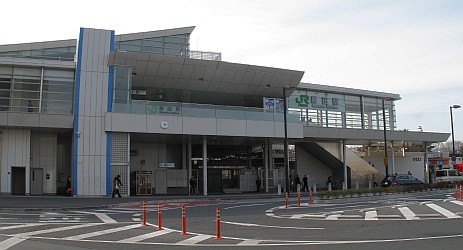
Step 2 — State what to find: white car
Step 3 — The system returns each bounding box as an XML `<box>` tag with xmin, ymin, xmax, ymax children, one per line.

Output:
<box><xmin>435</xmin><ymin>169</ymin><xmax>463</xmax><ymax>187</ymax></box>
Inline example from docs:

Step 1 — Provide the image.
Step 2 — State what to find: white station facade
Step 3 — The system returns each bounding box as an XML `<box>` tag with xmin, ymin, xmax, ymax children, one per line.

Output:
<box><xmin>0</xmin><ymin>27</ymin><xmax>449</xmax><ymax>196</ymax></box>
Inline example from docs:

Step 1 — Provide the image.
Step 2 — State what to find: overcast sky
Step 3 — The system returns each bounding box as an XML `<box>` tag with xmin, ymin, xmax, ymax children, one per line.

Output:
<box><xmin>1</xmin><ymin>0</ymin><xmax>462</xmax><ymax>140</ymax></box>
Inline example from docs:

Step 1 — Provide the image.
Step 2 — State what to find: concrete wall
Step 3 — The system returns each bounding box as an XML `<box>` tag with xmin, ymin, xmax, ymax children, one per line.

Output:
<box><xmin>0</xmin><ymin>129</ymin><xmax>31</xmax><ymax>194</ymax></box>
<box><xmin>31</xmin><ymin>133</ymin><xmax>57</xmax><ymax>194</ymax></box>
<box><xmin>105</xmin><ymin>113</ymin><xmax>303</xmax><ymax>139</ymax></box>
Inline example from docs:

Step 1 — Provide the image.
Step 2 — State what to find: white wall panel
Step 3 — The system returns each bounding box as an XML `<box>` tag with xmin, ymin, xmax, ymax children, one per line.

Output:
<box><xmin>75</xmin><ymin>28</ymin><xmax>112</xmax><ymax>196</ymax></box>
<box><xmin>1</xmin><ymin>130</ymin><xmax>31</xmax><ymax>193</ymax></box>
<box><xmin>217</xmin><ymin>119</ymin><xmax>246</xmax><ymax>136</ymax></box>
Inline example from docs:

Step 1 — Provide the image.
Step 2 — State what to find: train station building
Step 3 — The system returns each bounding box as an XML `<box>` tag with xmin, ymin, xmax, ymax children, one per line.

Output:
<box><xmin>0</xmin><ymin>26</ymin><xmax>449</xmax><ymax>196</ymax></box>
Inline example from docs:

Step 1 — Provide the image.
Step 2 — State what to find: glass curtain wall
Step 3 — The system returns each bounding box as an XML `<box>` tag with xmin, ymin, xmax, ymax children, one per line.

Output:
<box><xmin>0</xmin><ymin>66</ymin><xmax>74</xmax><ymax>114</ymax></box>
<box><xmin>290</xmin><ymin>91</ymin><xmax>396</xmax><ymax>131</ymax></box>
<box><xmin>115</xmin><ymin>34</ymin><xmax>190</xmax><ymax>58</ymax></box>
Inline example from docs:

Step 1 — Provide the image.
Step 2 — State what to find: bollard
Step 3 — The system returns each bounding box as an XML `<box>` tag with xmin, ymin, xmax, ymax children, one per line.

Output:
<box><xmin>460</xmin><ymin>185</ymin><xmax>462</xmax><ymax>201</ymax></box>
<box><xmin>297</xmin><ymin>191</ymin><xmax>301</xmax><ymax>207</ymax></box>
<box><xmin>142</xmin><ymin>200</ymin><xmax>147</xmax><ymax>226</ymax></box>
<box><xmin>215</xmin><ymin>208</ymin><xmax>221</xmax><ymax>240</ymax></box>
<box><xmin>285</xmin><ymin>192</ymin><xmax>289</xmax><ymax>208</ymax></box>
<box><xmin>456</xmin><ymin>184</ymin><xmax>459</xmax><ymax>200</ymax></box>
<box><xmin>309</xmin><ymin>189</ymin><xmax>313</xmax><ymax>205</ymax></box>
<box><xmin>157</xmin><ymin>202</ymin><xmax>163</xmax><ymax>230</ymax></box>
<box><xmin>181</xmin><ymin>205</ymin><xmax>187</xmax><ymax>235</ymax></box>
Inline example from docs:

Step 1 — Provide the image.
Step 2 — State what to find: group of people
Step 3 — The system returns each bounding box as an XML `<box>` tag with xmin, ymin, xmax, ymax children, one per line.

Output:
<box><xmin>293</xmin><ymin>174</ymin><xmax>310</xmax><ymax>192</ymax></box>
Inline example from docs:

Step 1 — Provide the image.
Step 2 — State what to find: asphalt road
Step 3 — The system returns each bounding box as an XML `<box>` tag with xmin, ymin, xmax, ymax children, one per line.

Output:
<box><xmin>1</xmin><ymin>190</ymin><xmax>462</xmax><ymax>249</ymax></box>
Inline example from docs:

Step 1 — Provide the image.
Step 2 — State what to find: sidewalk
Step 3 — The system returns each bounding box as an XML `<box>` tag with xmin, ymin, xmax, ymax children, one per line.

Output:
<box><xmin>0</xmin><ymin>192</ymin><xmax>283</xmax><ymax>212</ymax></box>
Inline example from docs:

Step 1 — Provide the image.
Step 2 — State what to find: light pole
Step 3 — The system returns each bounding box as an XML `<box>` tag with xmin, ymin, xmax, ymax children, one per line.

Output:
<box><xmin>450</xmin><ymin>104</ymin><xmax>461</xmax><ymax>160</ymax></box>
<box><xmin>283</xmin><ymin>87</ymin><xmax>290</xmax><ymax>193</ymax></box>
<box><xmin>382</xmin><ymin>99</ymin><xmax>389</xmax><ymax>176</ymax></box>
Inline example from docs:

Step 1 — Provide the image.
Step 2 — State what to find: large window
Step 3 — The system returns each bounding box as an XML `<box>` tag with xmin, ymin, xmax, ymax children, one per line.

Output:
<box><xmin>0</xmin><ymin>66</ymin><xmax>75</xmax><ymax>114</ymax></box>
<box><xmin>115</xmin><ymin>34</ymin><xmax>190</xmax><ymax>58</ymax></box>
<box><xmin>0</xmin><ymin>46</ymin><xmax>76</xmax><ymax>61</ymax></box>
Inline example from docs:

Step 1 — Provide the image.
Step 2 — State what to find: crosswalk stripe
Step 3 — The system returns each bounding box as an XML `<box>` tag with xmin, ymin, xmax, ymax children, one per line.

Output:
<box><xmin>326</xmin><ymin>213</ymin><xmax>342</xmax><ymax>220</ymax></box>
<box><xmin>450</xmin><ymin>200</ymin><xmax>463</xmax><ymax>206</ymax></box>
<box><xmin>14</xmin><ymin>224</ymin><xmax>99</xmax><ymax>237</ymax></box>
<box><xmin>175</xmin><ymin>235</ymin><xmax>211</xmax><ymax>245</ymax></box>
<box><xmin>0</xmin><ymin>223</ymin><xmax>43</xmax><ymax>230</ymax></box>
<box><xmin>365</xmin><ymin>211</ymin><xmax>378</xmax><ymax>220</ymax></box>
<box><xmin>398</xmin><ymin>207</ymin><xmax>419</xmax><ymax>220</ymax></box>
<box><xmin>73</xmin><ymin>211</ymin><xmax>117</xmax><ymax>223</ymax></box>
<box><xmin>0</xmin><ymin>237</ymin><xmax>27</xmax><ymax>250</ymax></box>
<box><xmin>426</xmin><ymin>204</ymin><xmax>461</xmax><ymax>219</ymax></box>
<box><xmin>238</xmin><ymin>239</ymin><xmax>261</xmax><ymax>245</ymax></box>
<box><xmin>117</xmin><ymin>229</ymin><xmax>173</xmax><ymax>243</ymax></box>
<box><xmin>64</xmin><ymin>224</ymin><xmax>140</xmax><ymax>240</ymax></box>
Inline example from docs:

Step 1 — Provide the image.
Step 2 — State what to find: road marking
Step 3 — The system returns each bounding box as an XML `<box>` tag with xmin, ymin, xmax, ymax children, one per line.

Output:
<box><xmin>117</xmin><ymin>229</ymin><xmax>173</xmax><ymax>243</ymax></box>
<box><xmin>326</xmin><ymin>212</ymin><xmax>343</xmax><ymax>220</ymax></box>
<box><xmin>238</xmin><ymin>239</ymin><xmax>261</xmax><ymax>245</ymax></box>
<box><xmin>221</xmin><ymin>220</ymin><xmax>324</xmax><ymax>230</ymax></box>
<box><xmin>14</xmin><ymin>223</ymin><xmax>98</xmax><ymax>237</ymax></box>
<box><xmin>224</xmin><ymin>203</ymin><xmax>270</xmax><ymax>210</ymax></box>
<box><xmin>73</xmin><ymin>211</ymin><xmax>117</xmax><ymax>223</ymax></box>
<box><xmin>426</xmin><ymin>204</ymin><xmax>461</xmax><ymax>219</ymax></box>
<box><xmin>0</xmin><ymin>237</ymin><xmax>27</xmax><ymax>250</ymax></box>
<box><xmin>450</xmin><ymin>200</ymin><xmax>463</xmax><ymax>206</ymax></box>
<box><xmin>176</xmin><ymin>235</ymin><xmax>211</xmax><ymax>245</ymax></box>
<box><xmin>64</xmin><ymin>224</ymin><xmax>140</xmax><ymax>240</ymax></box>
<box><xmin>398</xmin><ymin>207</ymin><xmax>419</xmax><ymax>220</ymax></box>
<box><xmin>365</xmin><ymin>210</ymin><xmax>378</xmax><ymax>220</ymax></box>
<box><xmin>0</xmin><ymin>223</ymin><xmax>43</xmax><ymax>230</ymax></box>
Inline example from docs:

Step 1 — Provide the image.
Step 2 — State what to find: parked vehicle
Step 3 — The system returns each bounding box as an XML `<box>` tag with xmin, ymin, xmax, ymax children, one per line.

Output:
<box><xmin>381</xmin><ymin>174</ymin><xmax>424</xmax><ymax>187</ymax></box>
<box><xmin>435</xmin><ymin>169</ymin><xmax>463</xmax><ymax>187</ymax></box>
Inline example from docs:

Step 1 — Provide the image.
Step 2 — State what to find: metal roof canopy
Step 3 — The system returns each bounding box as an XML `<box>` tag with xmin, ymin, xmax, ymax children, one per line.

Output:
<box><xmin>108</xmin><ymin>51</ymin><xmax>305</xmax><ymax>107</ymax></box>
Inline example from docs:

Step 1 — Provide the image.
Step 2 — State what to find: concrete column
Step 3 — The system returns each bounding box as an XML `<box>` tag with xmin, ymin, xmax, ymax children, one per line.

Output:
<box><xmin>264</xmin><ymin>142</ymin><xmax>269</xmax><ymax>193</ymax></box>
<box><xmin>188</xmin><ymin>140</ymin><xmax>192</xmax><ymax>184</ymax></box>
<box><xmin>391</xmin><ymin>141</ymin><xmax>395</xmax><ymax>175</ymax></box>
<box><xmin>202</xmin><ymin>136</ymin><xmax>207</xmax><ymax>196</ymax></box>
<box><xmin>342</xmin><ymin>140</ymin><xmax>347</xmax><ymax>190</ymax></box>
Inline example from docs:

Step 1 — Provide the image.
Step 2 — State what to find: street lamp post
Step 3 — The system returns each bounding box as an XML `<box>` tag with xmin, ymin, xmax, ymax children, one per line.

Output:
<box><xmin>283</xmin><ymin>87</ymin><xmax>290</xmax><ymax>193</ymax></box>
<box><xmin>450</xmin><ymin>104</ymin><xmax>461</xmax><ymax>160</ymax></box>
<box><xmin>382</xmin><ymin>99</ymin><xmax>389</xmax><ymax>176</ymax></box>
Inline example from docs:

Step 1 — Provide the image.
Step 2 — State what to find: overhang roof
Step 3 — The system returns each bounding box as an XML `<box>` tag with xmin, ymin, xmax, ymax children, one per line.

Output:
<box><xmin>108</xmin><ymin>51</ymin><xmax>305</xmax><ymax>106</ymax></box>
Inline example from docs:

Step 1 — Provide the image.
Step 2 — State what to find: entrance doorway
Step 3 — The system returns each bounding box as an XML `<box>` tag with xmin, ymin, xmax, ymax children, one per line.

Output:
<box><xmin>11</xmin><ymin>166</ymin><xmax>26</xmax><ymax>195</ymax></box>
<box><xmin>30</xmin><ymin>168</ymin><xmax>43</xmax><ymax>195</ymax></box>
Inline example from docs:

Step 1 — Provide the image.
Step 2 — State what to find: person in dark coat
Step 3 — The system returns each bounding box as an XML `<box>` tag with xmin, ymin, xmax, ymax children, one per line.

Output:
<box><xmin>302</xmin><ymin>175</ymin><xmax>308</xmax><ymax>192</ymax></box>
<box><xmin>189</xmin><ymin>176</ymin><xmax>196</xmax><ymax>195</ymax></box>
<box><xmin>112</xmin><ymin>175</ymin><xmax>122</xmax><ymax>198</ymax></box>
<box><xmin>295</xmin><ymin>175</ymin><xmax>301</xmax><ymax>191</ymax></box>
<box><xmin>65</xmin><ymin>176</ymin><xmax>72</xmax><ymax>196</ymax></box>
<box><xmin>256</xmin><ymin>177</ymin><xmax>262</xmax><ymax>192</ymax></box>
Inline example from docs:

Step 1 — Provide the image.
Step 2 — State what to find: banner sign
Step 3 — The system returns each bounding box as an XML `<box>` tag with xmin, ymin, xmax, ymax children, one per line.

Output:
<box><xmin>263</xmin><ymin>98</ymin><xmax>284</xmax><ymax>113</ymax></box>
<box><xmin>288</xmin><ymin>91</ymin><xmax>345</xmax><ymax>112</ymax></box>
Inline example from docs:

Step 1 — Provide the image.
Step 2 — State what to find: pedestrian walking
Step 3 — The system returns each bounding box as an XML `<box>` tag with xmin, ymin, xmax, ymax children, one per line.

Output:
<box><xmin>112</xmin><ymin>175</ymin><xmax>122</xmax><ymax>198</ymax></box>
<box><xmin>295</xmin><ymin>174</ymin><xmax>301</xmax><ymax>191</ymax></box>
<box><xmin>256</xmin><ymin>177</ymin><xmax>262</xmax><ymax>192</ymax></box>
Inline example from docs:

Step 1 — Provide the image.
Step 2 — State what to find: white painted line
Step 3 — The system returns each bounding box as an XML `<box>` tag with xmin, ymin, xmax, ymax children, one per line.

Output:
<box><xmin>398</xmin><ymin>207</ymin><xmax>419</xmax><ymax>220</ymax></box>
<box><xmin>96</xmin><ymin>209</ymin><xmax>137</xmax><ymax>214</ymax></box>
<box><xmin>73</xmin><ymin>211</ymin><xmax>117</xmax><ymax>223</ymax></box>
<box><xmin>14</xmin><ymin>223</ymin><xmax>98</xmax><ymax>237</ymax></box>
<box><xmin>238</xmin><ymin>239</ymin><xmax>261</xmax><ymax>245</ymax></box>
<box><xmin>375</xmin><ymin>215</ymin><xmax>402</xmax><ymax>218</ymax></box>
<box><xmin>451</xmin><ymin>200</ymin><xmax>463</xmax><ymax>206</ymax></box>
<box><xmin>414</xmin><ymin>214</ymin><xmax>441</xmax><ymax>217</ymax></box>
<box><xmin>365</xmin><ymin>210</ymin><xmax>378</xmax><ymax>220</ymax></box>
<box><xmin>301</xmin><ymin>214</ymin><xmax>327</xmax><ymax>218</ymax></box>
<box><xmin>64</xmin><ymin>224</ymin><xmax>140</xmax><ymax>240</ymax></box>
<box><xmin>426</xmin><ymin>204</ymin><xmax>461</xmax><ymax>219</ymax></box>
<box><xmin>338</xmin><ymin>215</ymin><xmax>362</xmax><ymax>218</ymax></box>
<box><xmin>117</xmin><ymin>229</ymin><xmax>173</xmax><ymax>243</ymax></box>
<box><xmin>221</xmin><ymin>220</ymin><xmax>324</xmax><ymax>230</ymax></box>
<box><xmin>0</xmin><ymin>237</ymin><xmax>28</xmax><ymax>250</ymax></box>
<box><xmin>326</xmin><ymin>211</ymin><xmax>344</xmax><ymax>220</ymax></box>
<box><xmin>0</xmin><ymin>223</ymin><xmax>43</xmax><ymax>230</ymax></box>
<box><xmin>224</xmin><ymin>203</ymin><xmax>270</xmax><ymax>210</ymax></box>
<box><xmin>175</xmin><ymin>235</ymin><xmax>211</xmax><ymax>245</ymax></box>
